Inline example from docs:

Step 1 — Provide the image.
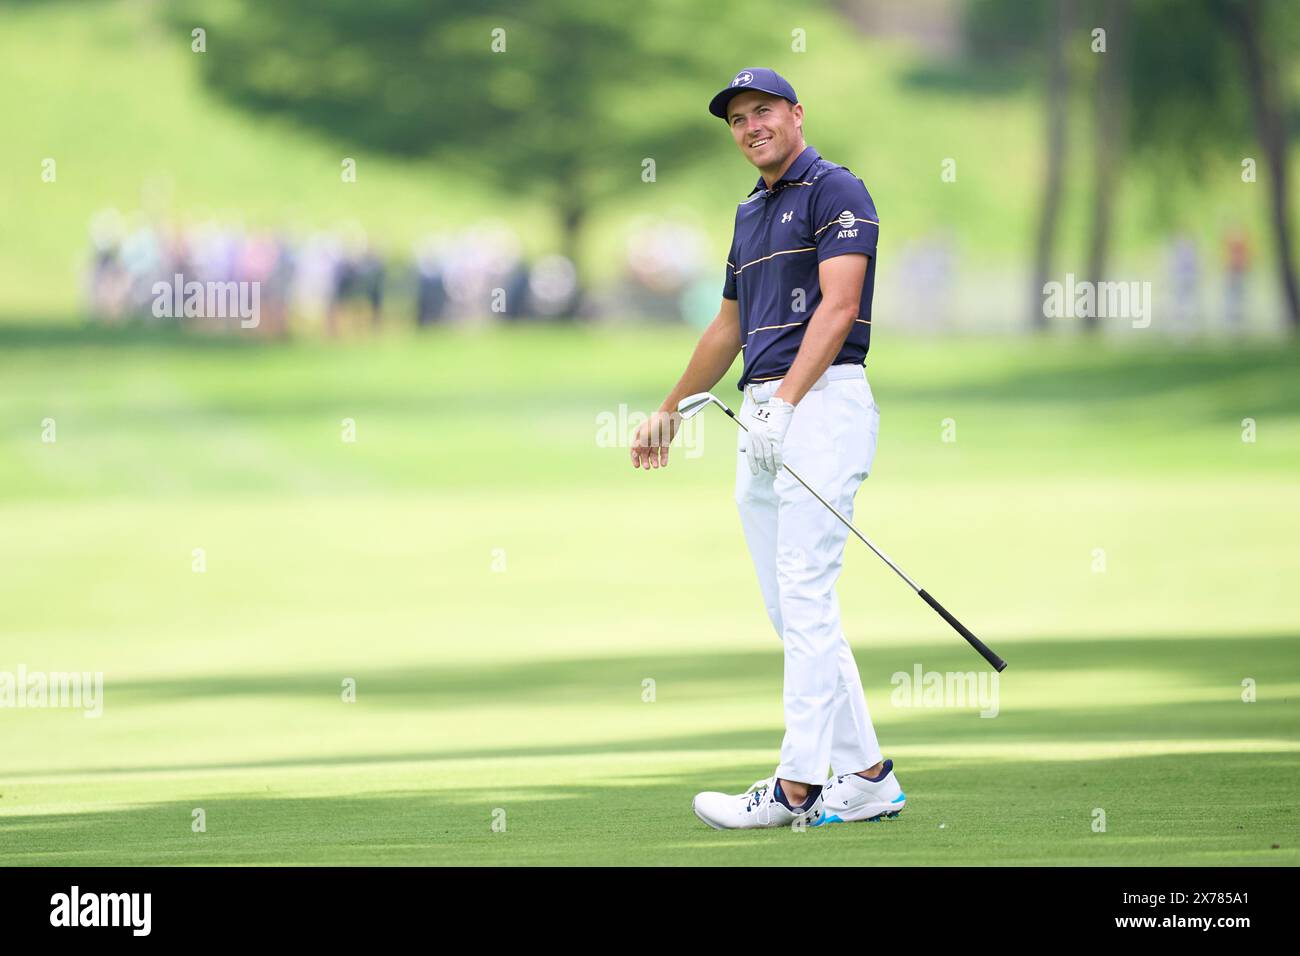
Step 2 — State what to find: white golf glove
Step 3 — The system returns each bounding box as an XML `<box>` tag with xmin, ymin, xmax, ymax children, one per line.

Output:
<box><xmin>743</xmin><ymin>397</ymin><xmax>796</xmax><ymax>475</ymax></box>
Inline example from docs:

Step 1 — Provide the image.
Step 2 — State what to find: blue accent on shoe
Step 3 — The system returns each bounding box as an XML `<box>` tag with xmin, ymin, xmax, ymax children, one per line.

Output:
<box><xmin>815</xmin><ymin>806</ymin><xmax>904</xmax><ymax>826</ymax></box>
<box><xmin>892</xmin><ymin>792</ymin><xmax>906</xmax><ymax>803</ymax></box>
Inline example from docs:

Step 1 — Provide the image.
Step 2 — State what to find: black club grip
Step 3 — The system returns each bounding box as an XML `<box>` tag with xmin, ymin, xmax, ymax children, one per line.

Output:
<box><xmin>918</xmin><ymin>589</ymin><xmax>1007</xmax><ymax>672</ymax></box>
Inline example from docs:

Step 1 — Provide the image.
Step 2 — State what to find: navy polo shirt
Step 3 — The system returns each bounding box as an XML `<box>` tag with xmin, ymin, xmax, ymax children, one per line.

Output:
<box><xmin>722</xmin><ymin>146</ymin><xmax>879</xmax><ymax>389</ymax></box>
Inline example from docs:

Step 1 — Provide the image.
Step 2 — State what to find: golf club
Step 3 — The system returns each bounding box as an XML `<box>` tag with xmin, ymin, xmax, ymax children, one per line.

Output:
<box><xmin>677</xmin><ymin>391</ymin><xmax>1007</xmax><ymax>672</ymax></box>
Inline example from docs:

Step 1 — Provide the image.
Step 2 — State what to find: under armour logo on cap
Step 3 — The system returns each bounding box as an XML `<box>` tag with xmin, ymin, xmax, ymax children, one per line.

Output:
<box><xmin>709</xmin><ymin>67</ymin><xmax>798</xmax><ymax>119</ymax></box>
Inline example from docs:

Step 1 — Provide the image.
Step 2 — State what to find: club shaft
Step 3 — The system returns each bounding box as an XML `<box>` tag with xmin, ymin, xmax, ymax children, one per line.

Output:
<box><xmin>721</xmin><ymin>403</ymin><xmax>918</xmax><ymax>590</ymax></box>
<box><xmin>786</xmin><ymin>462</ymin><xmax>922</xmax><ymax>593</ymax></box>
<box><xmin>715</xmin><ymin>397</ymin><xmax>1007</xmax><ymax>672</ymax></box>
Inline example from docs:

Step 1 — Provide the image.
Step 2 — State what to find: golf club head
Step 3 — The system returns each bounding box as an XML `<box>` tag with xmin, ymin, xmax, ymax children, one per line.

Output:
<box><xmin>676</xmin><ymin>392</ymin><xmax>723</xmax><ymax>421</ymax></box>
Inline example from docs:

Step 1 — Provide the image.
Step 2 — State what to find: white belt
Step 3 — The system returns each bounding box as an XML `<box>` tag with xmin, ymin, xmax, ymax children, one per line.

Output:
<box><xmin>744</xmin><ymin>363</ymin><xmax>866</xmax><ymax>404</ymax></box>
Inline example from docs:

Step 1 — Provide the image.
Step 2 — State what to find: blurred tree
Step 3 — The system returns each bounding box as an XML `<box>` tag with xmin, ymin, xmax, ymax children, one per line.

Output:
<box><xmin>1083</xmin><ymin>0</ymin><xmax>1129</xmax><ymax>332</ymax></box>
<box><xmin>1127</xmin><ymin>0</ymin><xmax>1298</xmax><ymax>329</ymax></box>
<box><xmin>173</xmin><ymin>0</ymin><xmax>768</xmax><ymax>303</ymax></box>
<box><xmin>1217</xmin><ymin>0</ymin><xmax>1299</xmax><ymax>328</ymax></box>
<box><xmin>970</xmin><ymin>0</ymin><xmax>1298</xmax><ymax>332</ymax></box>
<box><xmin>966</xmin><ymin>0</ymin><xmax>1082</xmax><ymax>329</ymax></box>
<box><xmin>1032</xmin><ymin>0</ymin><xmax>1075</xmax><ymax>331</ymax></box>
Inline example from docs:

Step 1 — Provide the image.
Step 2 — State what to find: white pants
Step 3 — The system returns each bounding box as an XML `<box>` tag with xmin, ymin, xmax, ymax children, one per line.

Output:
<box><xmin>735</xmin><ymin>363</ymin><xmax>883</xmax><ymax>785</ymax></box>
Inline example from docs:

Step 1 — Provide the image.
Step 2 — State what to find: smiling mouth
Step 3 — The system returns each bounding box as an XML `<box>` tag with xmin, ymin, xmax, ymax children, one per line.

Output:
<box><xmin>748</xmin><ymin>137</ymin><xmax>771</xmax><ymax>149</ymax></box>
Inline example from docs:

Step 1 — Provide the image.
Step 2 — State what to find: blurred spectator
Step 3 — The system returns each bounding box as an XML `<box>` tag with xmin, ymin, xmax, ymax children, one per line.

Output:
<box><xmin>618</xmin><ymin>218</ymin><xmax>707</xmax><ymax>322</ymax></box>
<box><xmin>326</xmin><ymin>224</ymin><xmax>385</xmax><ymax>336</ymax></box>
<box><xmin>626</xmin><ymin>219</ymin><xmax>706</xmax><ymax>294</ymax></box>
<box><xmin>292</xmin><ymin>231</ymin><xmax>343</xmax><ymax>329</ymax></box>
<box><xmin>1167</xmin><ymin>233</ymin><xmax>1200</xmax><ymax>333</ymax></box>
<box><xmin>526</xmin><ymin>255</ymin><xmax>578</xmax><ymax>318</ymax></box>
<box><xmin>1223</xmin><ymin>227</ymin><xmax>1251</xmax><ymax>331</ymax></box>
<box><xmin>119</xmin><ymin>222</ymin><xmax>165</xmax><ymax>317</ymax></box>
<box><xmin>896</xmin><ymin>235</ymin><xmax>956</xmax><ymax>331</ymax></box>
<box><xmin>87</xmin><ymin>208</ymin><xmax>131</xmax><ymax>321</ymax></box>
<box><xmin>413</xmin><ymin>236</ymin><xmax>450</xmax><ymax>326</ymax></box>
<box><xmin>438</xmin><ymin>223</ymin><xmax>531</xmax><ymax>321</ymax></box>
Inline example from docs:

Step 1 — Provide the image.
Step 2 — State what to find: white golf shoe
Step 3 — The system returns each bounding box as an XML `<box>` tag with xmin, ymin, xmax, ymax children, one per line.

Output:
<box><xmin>813</xmin><ymin>759</ymin><xmax>906</xmax><ymax>826</ymax></box>
<box><xmin>692</xmin><ymin>774</ymin><xmax>823</xmax><ymax>830</ymax></box>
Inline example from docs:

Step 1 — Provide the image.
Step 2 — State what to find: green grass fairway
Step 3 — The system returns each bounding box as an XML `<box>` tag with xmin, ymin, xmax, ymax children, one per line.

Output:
<box><xmin>1</xmin><ymin>324</ymin><xmax>1298</xmax><ymax>865</ymax></box>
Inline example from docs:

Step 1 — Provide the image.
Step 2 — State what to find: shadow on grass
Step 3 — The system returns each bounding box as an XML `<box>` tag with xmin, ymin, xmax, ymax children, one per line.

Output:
<box><xmin>3</xmin><ymin>632</ymin><xmax>1296</xmax><ymax>780</ymax></box>
<box><xmin>1</xmin><ymin>749</ymin><xmax>1295</xmax><ymax>866</ymax></box>
<box><xmin>2</xmin><ymin>322</ymin><xmax>1297</xmax><ymax>411</ymax></box>
<box><xmin>886</xmin><ymin>345</ymin><xmax>1300</xmax><ymax>414</ymax></box>
<box><xmin>99</xmin><ymin>630</ymin><xmax>1298</xmax><ymax>704</ymax></box>
<box><xmin>0</xmin><ymin>320</ymin><xmax>285</xmax><ymax>352</ymax></box>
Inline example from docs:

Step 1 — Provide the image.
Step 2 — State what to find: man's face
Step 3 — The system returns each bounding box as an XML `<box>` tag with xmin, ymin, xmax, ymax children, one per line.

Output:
<box><xmin>726</xmin><ymin>90</ymin><xmax>803</xmax><ymax>171</ymax></box>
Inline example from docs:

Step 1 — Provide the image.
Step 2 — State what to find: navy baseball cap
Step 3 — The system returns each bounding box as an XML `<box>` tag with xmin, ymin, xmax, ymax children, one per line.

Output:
<box><xmin>708</xmin><ymin>68</ymin><xmax>798</xmax><ymax>120</ymax></box>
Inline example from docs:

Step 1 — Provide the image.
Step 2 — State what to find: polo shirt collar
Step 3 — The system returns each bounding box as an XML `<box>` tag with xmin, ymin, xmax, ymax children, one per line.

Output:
<box><xmin>748</xmin><ymin>145</ymin><xmax>821</xmax><ymax>196</ymax></box>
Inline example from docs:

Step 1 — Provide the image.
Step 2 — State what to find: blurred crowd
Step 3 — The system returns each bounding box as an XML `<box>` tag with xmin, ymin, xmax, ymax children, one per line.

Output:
<box><xmin>85</xmin><ymin>209</ymin><xmax>1258</xmax><ymax>335</ymax></box>
<box><xmin>1165</xmin><ymin>226</ymin><xmax>1254</xmax><ymax>332</ymax></box>
<box><xmin>84</xmin><ymin>209</ymin><xmax>714</xmax><ymax>334</ymax></box>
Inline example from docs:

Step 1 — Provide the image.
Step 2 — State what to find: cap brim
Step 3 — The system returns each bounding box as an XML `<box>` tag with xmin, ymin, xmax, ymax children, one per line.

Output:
<box><xmin>708</xmin><ymin>85</ymin><xmax>791</xmax><ymax>120</ymax></box>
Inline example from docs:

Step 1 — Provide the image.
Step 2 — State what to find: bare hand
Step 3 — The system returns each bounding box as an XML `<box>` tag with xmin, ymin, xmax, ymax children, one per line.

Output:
<box><xmin>630</xmin><ymin>410</ymin><xmax>681</xmax><ymax>470</ymax></box>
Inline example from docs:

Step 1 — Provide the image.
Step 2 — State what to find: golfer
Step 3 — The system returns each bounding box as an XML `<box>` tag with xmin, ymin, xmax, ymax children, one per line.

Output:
<box><xmin>630</xmin><ymin>68</ymin><xmax>904</xmax><ymax>828</ymax></box>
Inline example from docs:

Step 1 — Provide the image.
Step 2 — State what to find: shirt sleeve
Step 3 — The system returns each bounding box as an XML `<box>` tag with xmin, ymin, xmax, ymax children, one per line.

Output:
<box><xmin>722</xmin><ymin>220</ymin><xmax>739</xmax><ymax>300</ymax></box>
<box><xmin>811</xmin><ymin>170</ymin><xmax>878</xmax><ymax>263</ymax></box>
